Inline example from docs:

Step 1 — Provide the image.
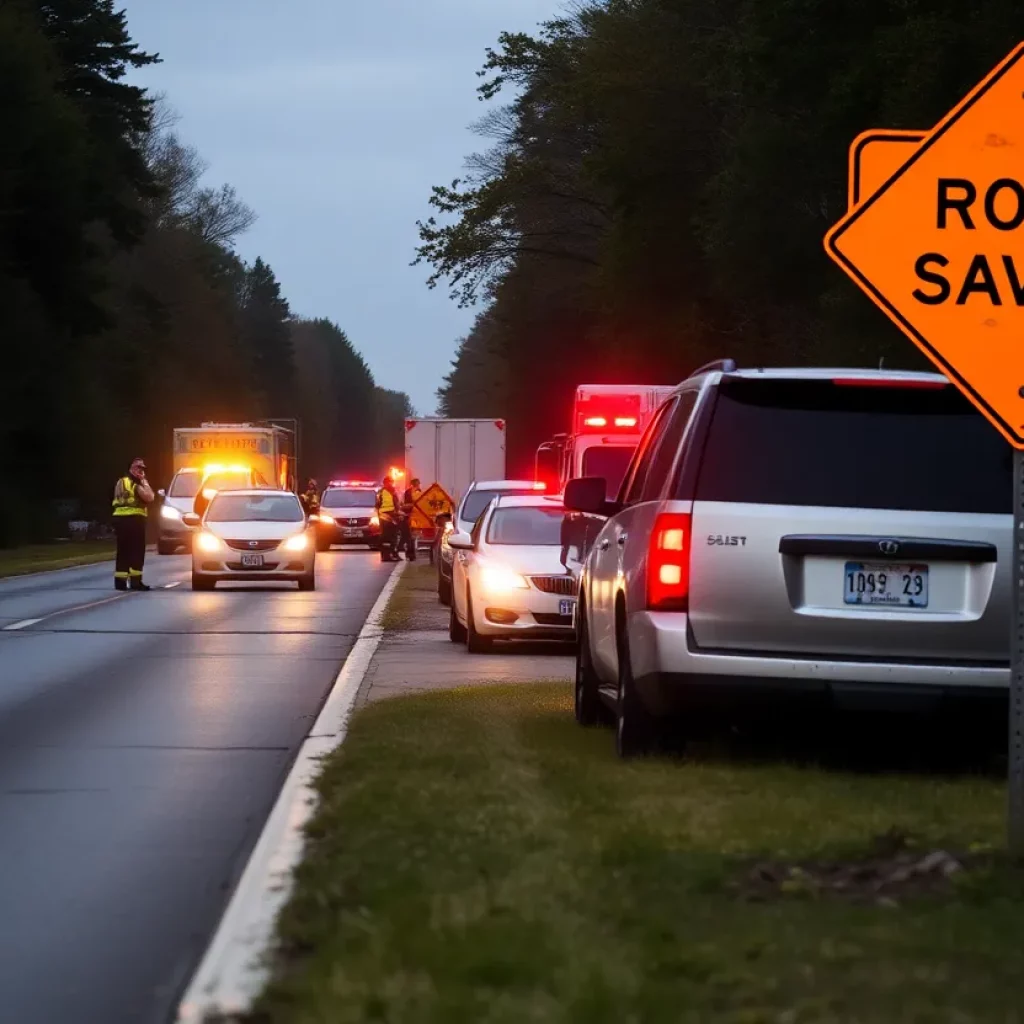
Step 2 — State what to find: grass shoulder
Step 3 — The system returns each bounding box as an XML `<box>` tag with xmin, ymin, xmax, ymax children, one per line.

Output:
<box><xmin>378</xmin><ymin>560</ymin><xmax>438</xmax><ymax>632</ymax></box>
<box><xmin>0</xmin><ymin>541</ymin><xmax>116</xmax><ymax>579</ymax></box>
<box><xmin>253</xmin><ymin>684</ymin><xmax>1021</xmax><ymax>1024</ymax></box>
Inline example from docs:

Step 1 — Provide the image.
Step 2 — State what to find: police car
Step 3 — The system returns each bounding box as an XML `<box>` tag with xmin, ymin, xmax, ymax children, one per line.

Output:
<box><xmin>314</xmin><ymin>480</ymin><xmax>381</xmax><ymax>551</ymax></box>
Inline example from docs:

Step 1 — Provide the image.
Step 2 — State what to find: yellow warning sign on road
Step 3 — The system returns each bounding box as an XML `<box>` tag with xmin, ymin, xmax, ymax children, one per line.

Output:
<box><xmin>410</xmin><ymin>482</ymin><xmax>453</xmax><ymax>531</ymax></box>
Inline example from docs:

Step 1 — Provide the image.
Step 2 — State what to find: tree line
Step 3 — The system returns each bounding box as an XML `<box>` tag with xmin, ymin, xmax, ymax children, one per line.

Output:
<box><xmin>420</xmin><ymin>0</ymin><xmax>1024</xmax><ymax>473</ymax></box>
<box><xmin>0</xmin><ymin>0</ymin><xmax>409</xmax><ymax>545</ymax></box>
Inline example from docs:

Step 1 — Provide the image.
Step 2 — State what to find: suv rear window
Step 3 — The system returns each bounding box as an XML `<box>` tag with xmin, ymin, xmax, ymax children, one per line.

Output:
<box><xmin>691</xmin><ymin>378</ymin><xmax>1012</xmax><ymax>514</ymax></box>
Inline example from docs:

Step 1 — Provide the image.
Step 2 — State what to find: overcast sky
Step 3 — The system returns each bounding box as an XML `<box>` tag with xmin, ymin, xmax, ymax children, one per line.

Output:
<box><xmin>120</xmin><ymin>0</ymin><xmax>560</xmax><ymax>414</ymax></box>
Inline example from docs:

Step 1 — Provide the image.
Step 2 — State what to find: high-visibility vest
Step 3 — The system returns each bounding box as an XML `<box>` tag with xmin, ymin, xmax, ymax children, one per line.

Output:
<box><xmin>376</xmin><ymin>487</ymin><xmax>397</xmax><ymax>517</ymax></box>
<box><xmin>112</xmin><ymin>476</ymin><xmax>148</xmax><ymax>517</ymax></box>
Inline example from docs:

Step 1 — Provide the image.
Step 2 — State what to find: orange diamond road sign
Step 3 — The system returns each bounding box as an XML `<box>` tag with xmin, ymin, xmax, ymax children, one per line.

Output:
<box><xmin>847</xmin><ymin>129</ymin><xmax>925</xmax><ymax>209</ymax></box>
<box><xmin>826</xmin><ymin>42</ymin><xmax>1024</xmax><ymax>447</ymax></box>
<box><xmin>410</xmin><ymin>483</ymin><xmax>453</xmax><ymax>531</ymax></box>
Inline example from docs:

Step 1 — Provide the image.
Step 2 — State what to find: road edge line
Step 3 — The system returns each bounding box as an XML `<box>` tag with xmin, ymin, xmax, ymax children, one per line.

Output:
<box><xmin>175</xmin><ymin>559</ymin><xmax>408</xmax><ymax>1022</ymax></box>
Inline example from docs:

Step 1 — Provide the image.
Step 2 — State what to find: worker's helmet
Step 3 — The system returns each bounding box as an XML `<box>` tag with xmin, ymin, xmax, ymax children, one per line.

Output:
<box><xmin>383</xmin><ymin>475</ymin><xmax>393</xmax><ymax>486</ymax></box>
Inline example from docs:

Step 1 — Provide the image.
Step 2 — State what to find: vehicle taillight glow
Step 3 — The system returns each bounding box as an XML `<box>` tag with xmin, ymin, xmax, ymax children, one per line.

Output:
<box><xmin>613</xmin><ymin>416</ymin><xmax>638</xmax><ymax>428</ymax></box>
<box><xmin>831</xmin><ymin>377</ymin><xmax>948</xmax><ymax>389</ymax></box>
<box><xmin>532</xmin><ymin>481</ymin><xmax>547</xmax><ymax>490</ymax></box>
<box><xmin>647</xmin><ymin>512</ymin><xmax>691</xmax><ymax>611</ymax></box>
<box><xmin>584</xmin><ymin>416</ymin><xmax>607</xmax><ymax>428</ymax></box>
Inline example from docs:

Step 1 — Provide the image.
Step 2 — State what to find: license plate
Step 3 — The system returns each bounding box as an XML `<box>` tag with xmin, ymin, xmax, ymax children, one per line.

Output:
<box><xmin>240</xmin><ymin>553</ymin><xmax>264</xmax><ymax>568</ymax></box>
<box><xmin>559</xmin><ymin>598</ymin><xmax>576</xmax><ymax>617</ymax></box>
<box><xmin>843</xmin><ymin>562</ymin><xmax>928</xmax><ymax>608</ymax></box>
<box><xmin>343</xmin><ymin>528</ymin><xmax>361</xmax><ymax>537</ymax></box>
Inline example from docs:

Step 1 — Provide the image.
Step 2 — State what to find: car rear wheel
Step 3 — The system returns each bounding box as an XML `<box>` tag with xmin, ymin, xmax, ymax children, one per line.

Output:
<box><xmin>157</xmin><ymin>540</ymin><xmax>178</xmax><ymax>556</ymax></box>
<box><xmin>316</xmin><ymin>536</ymin><xmax>331</xmax><ymax>552</ymax></box>
<box><xmin>466</xmin><ymin>587</ymin><xmax>491</xmax><ymax>654</ymax></box>
<box><xmin>437</xmin><ymin>567</ymin><xmax>452</xmax><ymax>606</ymax></box>
<box><xmin>575</xmin><ymin>600</ymin><xmax>607</xmax><ymax>726</ymax></box>
<box><xmin>449</xmin><ymin>600</ymin><xmax>466</xmax><ymax>643</ymax></box>
<box><xmin>298</xmin><ymin>572</ymin><xmax>316</xmax><ymax>592</ymax></box>
<box><xmin>615</xmin><ymin>626</ymin><xmax>654</xmax><ymax>758</ymax></box>
<box><xmin>191</xmin><ymin>574</ymin><xmax>215</xmax><ymax>591</ymax></box>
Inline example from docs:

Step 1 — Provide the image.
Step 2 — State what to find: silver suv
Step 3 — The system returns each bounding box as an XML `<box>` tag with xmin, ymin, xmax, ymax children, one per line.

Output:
<box><xmin>565</xmin><ymin>362</ymin><xmax>1011</xmax><ymax>757</ymax></box>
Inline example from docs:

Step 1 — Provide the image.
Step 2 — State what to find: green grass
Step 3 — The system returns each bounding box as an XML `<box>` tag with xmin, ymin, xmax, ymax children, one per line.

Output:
<box><xmin>253</xmin><ymin>684</ymin><xmax>1023</xmax><ymax>1024</ymax></box>
<box><xmin>379</xmin><ymin>561</ymin><xmax>439</xmax><ymax>631</ymax></box>
<box><xmin>0</xmin><ymin>540</ymin><xmax>116</xmax><ymax>578</ymax></box>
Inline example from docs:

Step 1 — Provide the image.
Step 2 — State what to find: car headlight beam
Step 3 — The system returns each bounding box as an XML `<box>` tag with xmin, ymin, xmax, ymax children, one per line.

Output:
<box><xmin>161</xmin><ymin>505</ymin><xmax>182</xmax><ymax>521</ymax></box>
<box><xmin>282</xmin><ymin>533</ymin><xmax>309</xmax><ymax>552</ymax></box>
<box><xmin>479</xmin><ymin>563</ymin><xmax>529</xmax><ymax>592</ymax></box>
<box><xmin>195</xmin><ymin>531</ymin><xmax>223</xmax><ymax>553</ymax></box>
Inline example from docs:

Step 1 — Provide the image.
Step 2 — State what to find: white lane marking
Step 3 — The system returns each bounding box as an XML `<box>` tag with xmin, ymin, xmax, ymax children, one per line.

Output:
<box><xmin>164</xmin><ymin>581</ymin><xmax>182</xmax><ymax>589</ymax></box>
<box><xmin>175</xmin><ymin>560</ymin><xmax>407</xmax><ymax>1023</ymax></box>
<box><xmin>3</xmin><ymin>618</ymin><xmax>43</xmax><ymax>631</ymax></box>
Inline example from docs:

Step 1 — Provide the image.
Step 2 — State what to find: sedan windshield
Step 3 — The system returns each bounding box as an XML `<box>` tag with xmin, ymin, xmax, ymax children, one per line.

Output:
<box><xmin>486</xmin><ymin>506</ymin><xmax>564</xmax><ymax>546</ymax></box>
<box><xmin>461</xmin><ymin>488</ymin><xmax>537</xmax><ymax>524</ymax></box>
<box><xmin>322</xmin><ymin>488</ymin><xmax>375</xmax><ymax>508</ymax></box>
<box><xmin>168</xmin><ymin>472</ymin><xmax>200</xmax><ymax>498</ymax></box>
<box><xmin>206</xmin><ymin>494</ymin><xmax>303</xmax><ymax>523</ymax></box>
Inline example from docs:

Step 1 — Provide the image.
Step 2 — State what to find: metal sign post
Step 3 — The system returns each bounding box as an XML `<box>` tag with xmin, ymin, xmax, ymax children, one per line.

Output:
<box><xmin>1011</xmin><ymin>448</ymin><xmax>1024</xmax><ymax>856</ymax></box>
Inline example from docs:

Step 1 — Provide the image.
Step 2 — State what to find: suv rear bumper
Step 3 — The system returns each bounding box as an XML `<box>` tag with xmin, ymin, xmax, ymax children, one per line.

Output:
<box><xmin>630</xmin><ymin>611</ymin><xmax>1008</xmax><ymax>714</ymax></box>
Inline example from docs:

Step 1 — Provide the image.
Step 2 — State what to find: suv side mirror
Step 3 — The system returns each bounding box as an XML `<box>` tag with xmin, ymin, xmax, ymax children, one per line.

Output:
<box><xmin>447</xmin><ymin>531</ymin><xmax>474</xmax><ymax>551</ymax></box>
<box><xmin>156</xmin><ymin>488</ymin><xmax>166</xmax><ymax>499</ymax></box>
<box><xmin>564</xmin><ymin>477</ymin><xmax>611</xmax><ymax>515</ymax></box>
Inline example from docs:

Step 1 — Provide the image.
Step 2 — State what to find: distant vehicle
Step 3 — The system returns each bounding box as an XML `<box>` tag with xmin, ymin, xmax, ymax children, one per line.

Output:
<box><xmin>185</xmin><ymin>488</ymin><xmax>316</xmax><ymax>591</ymax></box>
<box><xmin>447</xmin><ymin>493</ymin><xmax>576</xmax><ymax>652</ymax></box>
<box><xmin>405</xmin><ymin>418</ymin><xmax>507</xmax><ymax>553</ymax></box>
<box><xmin>567</xmin><ymin>362</ymin><xmax>1011</xmax><ymax>757</ymax></box>
<box><xmin>315</xmin><ymin>480</ymin><xmax>381</xmax><ymax>552</ymax></box>
<box><xmin>539</xmin><ymin>384</ymin><xmax>675</xmax><ymax>499</ymax></box>
<box><xmin>171</xmin><ymin>422</ymin><xmax>296</xmax><ymax>491</ymax></box>
<box><xmin>159</xmin><ymin>421</ymin><xmax>297</xmax><ymax>554</ymax></box>
<box><xmin>435</xmin><ymin>479</ymin><xmax>548</xmax><ymax>606</ymax></box>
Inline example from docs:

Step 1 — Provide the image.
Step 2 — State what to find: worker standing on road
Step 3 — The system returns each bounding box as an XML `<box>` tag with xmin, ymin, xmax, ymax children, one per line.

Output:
<box><xmin>375</xmin><ymin>475</ymin><xmax>401</xmax><ymax>563</ymax></box>
<box><xmin>400</xmin><ymin>477</ymin><xmax>421</xmax><ymax>562</ymax></box>
<box><xmin>112</xmin><ymin>457</ymin><xmax>155</xmax><ymax>591</ymax></box>
<box><xmin>300</xmin><ymin>478</ymin><xmax>320</xmax><ymax>518</ymax></box>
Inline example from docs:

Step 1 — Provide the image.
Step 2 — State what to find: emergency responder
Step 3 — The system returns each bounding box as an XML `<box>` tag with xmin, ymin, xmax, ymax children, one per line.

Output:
<box><xmin>400</xmin><ymin>477</ymin><xmax>421</xmax><ymax>561</ymax></box>
<box><xmin>300</xmin><ymin>478</ymin><xmax>320</xmax><ymax>517</ymax></box>
<box><xmin>375</xmin><ymin>474</ymin><xmax>401</xmax><ymax>562</ymax></box>
<box><xmin>112</xmin><ymin>457</ymin><xmax>155</xmax><ymax>591</ymax></box>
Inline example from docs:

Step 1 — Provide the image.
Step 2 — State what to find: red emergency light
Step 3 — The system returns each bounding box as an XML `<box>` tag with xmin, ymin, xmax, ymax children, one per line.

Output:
<box><xmin>329</xmin><ymin>479</ymin><xmax>377</xmax><ymax>487</ymax></box>
<box><xmin>575</xmin><ymin>393</ymin><xmax>643</xmax><ymax>434</ymax></box>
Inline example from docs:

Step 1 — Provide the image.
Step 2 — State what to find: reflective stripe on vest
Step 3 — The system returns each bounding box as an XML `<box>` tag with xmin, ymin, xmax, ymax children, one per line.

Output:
<box><xmin>112</xmin><ymin>476</ymin><xmax>148</xmax><ymax>517</ymax></box>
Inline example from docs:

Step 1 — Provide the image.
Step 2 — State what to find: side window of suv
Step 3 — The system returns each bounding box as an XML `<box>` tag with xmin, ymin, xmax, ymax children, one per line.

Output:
<box><xmin>641</xmin><ymin>390</ymin><xmax>698</xmax><ymax>501</ymax></box>
<box><xmin>622</xmin><ymin>399</ymin><xmax>678</xmax><ymax>505</ymax></box>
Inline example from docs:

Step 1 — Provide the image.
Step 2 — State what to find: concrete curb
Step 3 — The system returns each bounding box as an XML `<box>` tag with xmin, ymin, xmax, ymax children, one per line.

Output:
<box><xmin>175</xmin><ymin>559</ymin><xmax>408</xmax><ymax>1022</ymax></box>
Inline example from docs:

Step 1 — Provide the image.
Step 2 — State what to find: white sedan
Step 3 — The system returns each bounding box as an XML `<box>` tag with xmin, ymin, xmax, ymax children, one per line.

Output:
<box><xmin>448</xmin><ymin>494</ymin><xmax>577</xmax><ymax>652</ymax></box>
<box><xmin>184</xmin><ymin>489</ymin><xmax>316</xmax><ymax>591</ymax></box>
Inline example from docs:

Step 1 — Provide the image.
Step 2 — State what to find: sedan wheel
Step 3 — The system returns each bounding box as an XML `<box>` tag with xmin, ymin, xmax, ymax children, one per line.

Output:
<box><xmin>449</xmin><ymin>600</ymin><xmax>466</xmax><ymax>643</ymax></box>
<box><xmin>574</xmin><ymin>602</ymin><xmax>606</xmax><ymax>726</ymax></box>
<box><xmin>465</xmin><ymin>588</ymin><xmax>491</xmax><ymax>654</ymax></box>
<box><xmin>615</xmin><ymin>627</ymin><xmax>654</xmax><ymax>758</ymax></box>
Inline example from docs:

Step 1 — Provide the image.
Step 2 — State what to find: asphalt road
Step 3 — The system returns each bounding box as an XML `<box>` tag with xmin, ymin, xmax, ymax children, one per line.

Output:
<box><xmin>0</xmin><ymin>548</ymin><xmax>394</xmax><ymax>1024</ymax></box>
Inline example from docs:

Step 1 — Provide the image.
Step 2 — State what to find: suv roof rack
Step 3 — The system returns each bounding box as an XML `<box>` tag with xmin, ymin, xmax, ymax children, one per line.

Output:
<box><xmin>687</xmin><ymin>358</ymin><xmax>737</xmax><ymax>379</ymax></box>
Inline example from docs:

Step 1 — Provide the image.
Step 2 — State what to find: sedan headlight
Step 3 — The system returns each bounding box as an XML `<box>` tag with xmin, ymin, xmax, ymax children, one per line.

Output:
<box><xmin>195</xmin><ymin>531</ymin><xmax>223</xmax><ymax>553</ymax></box>
<box><xmin>282</xmin><ymin>533</ymin><xmax>309</xmax><ymax>552</ymax></box>
<box><xmin>161</xmin><ymin>505</ymin><xmax>182</xmax><ymax>521</ymax></box>
<box><xmin>318</xmin><ymin>514</ymin><xmax>335</xmax><ymax>525</ymax></box>
<box><xmin>479</xmin><ymin>563</ymin><xmax>529</xmax><ymax>592</ymax></box>
<box><xmin>369</xmin><ymin>515</ymin><xmax>380</xmax><ymax>527</ymax></box>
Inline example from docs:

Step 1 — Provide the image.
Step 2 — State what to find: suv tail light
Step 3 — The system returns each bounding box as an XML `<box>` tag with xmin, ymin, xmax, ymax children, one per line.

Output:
<box><xmin>647</xmin><ymin>512</ymin><xmax>691</xmax><ymax>611</ymax></box>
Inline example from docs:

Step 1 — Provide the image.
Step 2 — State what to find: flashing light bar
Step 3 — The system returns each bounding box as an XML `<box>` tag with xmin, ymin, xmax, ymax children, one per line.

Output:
<box><xmin>328</xmin><ymin>479</ymin><xmax>377</xmax><ymax>487</ymax></box>
<box><xmin>583</xmin><ymin>416</ymin><xmax>607</xmax><ymax>428</ymax></box>
<box><xmin>614</xmin><ymin>416</ymin><xmax>638</xmax><ymax>428</ymax></box>
<box><xmin>203</xmin><ymin>463</ymin><xmax>250</xmax><ymax>476</ymax></box>
<box><xmin>532</xmin><ymin>481</ymin><xmax>547</xmax><ymax>490</ymax></box>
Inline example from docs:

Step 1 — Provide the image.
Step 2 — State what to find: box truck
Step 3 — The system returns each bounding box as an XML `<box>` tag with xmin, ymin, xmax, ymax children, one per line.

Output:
<box><xmin>404</xmin><ymin>418</ymin><xmax>507</xmax><ymax>549</ymax></box>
